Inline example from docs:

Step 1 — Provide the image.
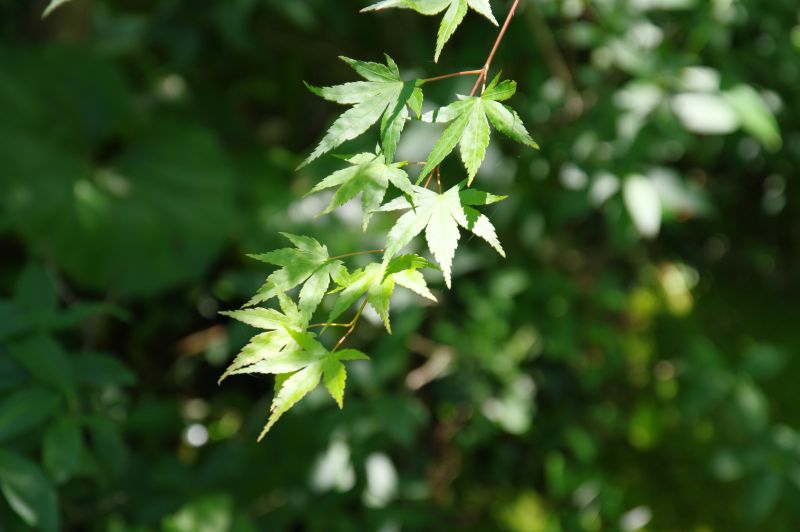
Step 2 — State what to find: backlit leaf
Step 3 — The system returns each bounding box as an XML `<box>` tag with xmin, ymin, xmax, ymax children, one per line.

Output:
<box><xmin>301</xmin><ymin>57</ymin><xmax>422</xmax><ymax>167</ymax></box>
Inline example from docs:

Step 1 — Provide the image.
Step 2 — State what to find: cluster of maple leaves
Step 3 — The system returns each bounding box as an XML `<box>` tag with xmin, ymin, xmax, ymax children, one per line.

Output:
<box><xmin>222</xmin><ymin>1</ymin><xmax>538</xmax><ymax>439</ymax></box>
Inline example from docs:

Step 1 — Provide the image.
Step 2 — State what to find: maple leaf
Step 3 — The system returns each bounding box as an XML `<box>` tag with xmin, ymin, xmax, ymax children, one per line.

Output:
<box><xmin>362</xmin><ymin>0</ymin><xmax>498</xmax><ymax>62</ymax></box>
<box><xmin>257</xmin><ymin>330</ymin><xmax>368</xmax><ymax>440</ymax></box>
<box><xmin>327</xmin><ymin>255</ymin><xmax>438</xmax><ymax>333</ymax></box>
<box><xmin>245</xmin><ymin>233</ymin><xmax>346</xmax><ymax>319</ymax></box>
<box><xmin>301</xmin><ymin>56</ymin><xmax>423</xmax><ymax>167</ymax></box>
<box><xmin>221</xmin><ymin>293</ymin><xmax>368</xmax><ymax>439</ymax></box>
<box><xmin>219</xmin><ymin>292</ymin><xmax>306</xmax><ymax>383</ymax></box>
<box><xmin>419</xmin><ymin>75</ymin><xmax>538</xmax><ymax>185</ymax></box>
<box><xmin>306</xmin><ymin>152</ymin><xmax>414</xmax><ymax>229</ymax></box>
<box><xmin>380</xmin><ymin>184</ymin><xmax>505</xmax><ymax>287</ymax></box>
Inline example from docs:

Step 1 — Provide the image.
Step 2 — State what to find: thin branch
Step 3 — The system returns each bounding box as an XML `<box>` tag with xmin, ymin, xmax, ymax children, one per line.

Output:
<box><xmin>332</xmin><ymin>297</ymin><xmax>370</xmax><ymax>352</ymax></box>
<box><xmin>470</xmin><ymin>0</ymin><xmax>522</xmax><ymax>97</ymax></box>
<box><xmin>309</xmin><ymin>322</ymin><xmax>352</xmax><ymax>329</ymax></box>
<box><xmin>422</xmin><ymin>69</ymin><xmax>483</xmax><ymax>84</ymax></box>
<box><xmin>424</xmin><ymin>168</ymin><xmax>437</xmax><ymax>189</ymax></box>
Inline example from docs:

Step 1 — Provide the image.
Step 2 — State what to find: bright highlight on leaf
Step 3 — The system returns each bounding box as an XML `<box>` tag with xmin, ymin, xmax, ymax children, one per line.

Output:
<box><xmin>300</xmin><ymin>56</ymin><xmax>423</xmax><ymax>167</ymax></box>
<box><xmin>362</xmin><ymin>0</ymin><xmax>499</xmax><ymax>62</ymax></box>
<box><xmin>306</xmin><ymin>152</ymin><xmax>414</xmax><ymax>229</ymax></box>
<box><xmin>381</xmin><ymin>184</ymin><xmax>505</xmax><ymax>287</ymax></box>
<box><xmin>327</xmin><ymin>255</ymin><xmax>437</xmax><ymax>333</ymax></box>
<box><xmin>419</xmin><ymin>75</ymin><xmax>538</xmax><ymax>184</ymax></box>
<box><xmin>245</xmin><ymin>233</ymin><xmax>345</xmax><ymax>318</ymax></box>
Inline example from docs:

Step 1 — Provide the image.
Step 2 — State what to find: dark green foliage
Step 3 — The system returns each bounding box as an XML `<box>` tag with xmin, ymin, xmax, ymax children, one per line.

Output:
<box><xmin>0</xmin><ymin>0</ymin><xmax>799</xmax><ymax>530</ymax></box>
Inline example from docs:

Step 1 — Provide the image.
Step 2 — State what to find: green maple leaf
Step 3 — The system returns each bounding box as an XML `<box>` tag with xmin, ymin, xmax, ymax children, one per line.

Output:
<box><xmin>245</xmin><ymin>233</ymin><xmax>346</xmax><ymax>319</ymax></box>
<box><xmin>419</xmin><ymin>75</ymin><xmax>538</xmax><ymax>185</ymax></box>
<box><xmin>301</xmin><ymin>56</ymin><xmax>423</xmax><ymax>167</ymax></box>
<box><xmin>380</xmin><ymin>184</ymin><xmax>505</xmax><ymax>287</ymax></box>
<box><xmin>221</xmin><ymin>294</ymin><xmax>369</xmax><ymax>439</ymax></box>
<box><xmin>328</xmin><ymin>255</ymin><xmax>438</xmax><ymax>333</ymax></box>
<box><xmin>258</xmin><ymin>330</ymin><xmax>368</xmax><ymax>440</ymax></box>
<box><xmin>362</xmin><ymin>0</ymin><xmax>498</xmax><ymax>62</ymax></box>
<box><xmin>307</xmin><ymin>152</ymin><xmax>414</xmax><ymax>229</ymax></box>
<box><xmin>219</xmin><ymin>292</ymin><xmax>306</xmax><ymax>383</ymax></box>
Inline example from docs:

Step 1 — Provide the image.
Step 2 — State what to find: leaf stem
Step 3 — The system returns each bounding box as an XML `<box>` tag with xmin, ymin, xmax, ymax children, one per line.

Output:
<box><xmin>309</xmin><ymin>322</ymin><xmax>352</xmax><ymax>328</ymax></box>
<box><xmin>421</xmin><ymin>69</ymin><xmax>483</xmax><ymax>84</ymax></box>
<box><xmin>423</xmin><ymin>168</ymin><xmax>437</xmax><ymax>189</ymax></box>
<box><xmin>470</xmin><ymin>0</ymin><xmax>522</xmax><ymax>97</ymax></box>
<box><xmin>331</xmin><ymin>249</ymin><xmax>384</xmax><ymax>260</ymax></box>
<box><xmin>332</xmin><ymin>297</ymin><xmax>370</xmax><ymax>352</ymax></box>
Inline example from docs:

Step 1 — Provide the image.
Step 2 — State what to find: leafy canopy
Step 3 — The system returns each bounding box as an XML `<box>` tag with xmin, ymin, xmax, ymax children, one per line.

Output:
<box><xmin>221</xmin><ymin>2</ymin><xmax>538</xmax><ymax>438</ymax></box>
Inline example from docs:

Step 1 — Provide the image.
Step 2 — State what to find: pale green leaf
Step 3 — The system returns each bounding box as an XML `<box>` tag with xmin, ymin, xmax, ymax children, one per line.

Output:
<box><xmin>382</xmin><ymin>185</ymin><xmax>505</xmax><ymax>287</ymax></box>
<box><xmin>301</xmin><ymin>93</ymin><xmax>392</xmax><ymax>168</ymax></box>
<box><xmin>460</xmin><ymin>101</ymin><xmax>491</xmax><ymax>183</ymax></box>
<box><xmin>341</xmin><ymin>56</ymin><xmax>398</xmax><ymax>81</ymax></box>
<box><xmin>383</xmin><ymin>196</ymin><xmax>436</xmax><ymax>256</ymax></box>
<box><xmin>369</xmin><ymin>274</ymin><xmax>395</xmax><ymax>332</ymax></box>
<box><xmin>308</xmin><ymin>153</ymin><xmax>412</xmax><ymax>229</ymax></box>
<box><xmin>380</xmin><ymin>105</ymin><xmax>409</xmax><ymax>163</ymax></box>
<box><xmin>408</xmin><ymin>87</ymin><xmax>425</xmax><ymax>118</ymax></box>
<box><xmin>376</xmin><ymin>195</ymin><xmax>414</xmax><ymax>212</ymax></box>
<box><xmin>362</xmin><ymin>0</ymin><xmax>451</xmax><ymax>16</ymax></box>
<box><xmin>460</xmin><ymin>206</ymin><xmax>505</xmax><ymax>257</ymax></box>
<box><xmin>467</xmin><ymin>0</ymin><xmax>498</xmax><ymax>25</ymax></box>
<box><xmin>322</xmin><ymin>358</ymin><xmax>347</xmax><ymax>408</ymax></box>
<box><xmin>364</xmin><ymin>0</ymin><xmax>495</xmax><ymax>60</ymax></box>
<box><xmin>418</xmin><ymin>102</ymin><xmax>474</xmax><ymax>183</ymax></box>
<box><xmin>299</xmin><ymin>263</ymin><xmax>341</xmax><ymax>320</ymax></box>
<box><xmin>220</xmin><ymin>330</ymin><xmax>295</xmax><ymax>382</ymax></box>
<box><xmin>459</xmin><ymin>188</ymin><xmax>508</xmax><ymax>205</ymax></box>
<box><xmin>723</xmin><ymin>84</ymin><xmax>782</xmax><ymax>152</ymax></box>
<box><xmin>392</xmin><ymin>269</ymin><xmax>437</xmax><ymax>302</ymax></box>
<box><xmin>301</xmin><ymin>57</ymin><xmax>421</xmax><ymax>167</ymax></box>
<box><xmin>304</xmin><ymin>81</ymin><xmax>382</xmax><ymax>104</ymax></box>
<box><xmin>419</xmin><ymin>88</ymin><xmax>536</xmax><ymax>183</ymax></box>
<box><xmin>435</xmin><ymin>0</ymin><xmax>469</xmax><ymax>63</ymax></box>
<box><xmin>482</xmin><ymin>79</ymin><xmax>517</xmax><ymax>102</ymax></box>
<box><xmin>259</xmin><ymin>364</ymin><xmax>323</xmax><ymax>440</ymax></box>
<box><xmin>336</xmin><ymin>349</ymin><xmax>370</xmax><ymax>361</ymax></box>
<box><xmin>484</xmin><ymin>100</ymin><xmax>539</xmax><ymax>148</ymax></box>
<box><xmin>424</xmin><ymin>188</ymin><xmax>463</xmax><ymax>287</ymax></box>
<box><xmin>220</xmin><ymin>307</ymin><xmax>300</xmax><ymax>331</ymax></box>
<box><xmin>384</xmin><ymin>254</ymin><xmax>440</xmax><ymax>277</ymax></box>
<box><xmin>327</xmin><ymin>266</ymin><xmax>378</xmax><ymax>323</ymax></box>
<box><xmin>233</xmin><ymin>346</ymin><xmax>323</xmax><ymax>376</ymax></box>
<box><xmin>245</xmin><ymin>234</ymin><xmax>340</xmax><ymax>313</ymax></box>
<box><xmin>247</xmin><ymin>330</ymin><xmax>368</xmax><ymax>438</ymax></box>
